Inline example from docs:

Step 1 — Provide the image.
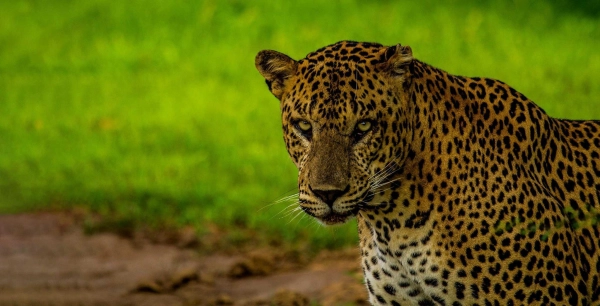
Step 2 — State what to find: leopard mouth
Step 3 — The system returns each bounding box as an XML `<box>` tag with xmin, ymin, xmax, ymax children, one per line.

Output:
<box><xmin>307</xmin><ymin>190</ymin><xmax>382</xmax><ymax>224</ymax></box>
<box><xmin>299</xmin><ymin>187</ymin><xmax>387</xmax><ymax>225</ymax></box>
<box><xmin>301</xmin><ymin>205</ymin><xmax>358</xmax><ymax>225</ymax></box>
<box><xmin>319</xmin><ymin>211</ymin><xmax>356</xmax><ymax>225</ymax></box>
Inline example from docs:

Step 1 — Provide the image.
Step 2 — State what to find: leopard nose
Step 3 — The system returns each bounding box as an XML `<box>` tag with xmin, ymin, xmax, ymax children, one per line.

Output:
<box><xmin>312</xmin><ymin>186</ymin><xmax>348</xmax><ymax>207</ymax></box>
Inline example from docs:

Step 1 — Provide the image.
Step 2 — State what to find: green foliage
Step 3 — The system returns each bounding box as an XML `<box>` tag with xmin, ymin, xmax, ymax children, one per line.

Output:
<box><xmin>0</xmin><ymin>0</ymin><xmax>598</xmax><ymax>249</ymax></box>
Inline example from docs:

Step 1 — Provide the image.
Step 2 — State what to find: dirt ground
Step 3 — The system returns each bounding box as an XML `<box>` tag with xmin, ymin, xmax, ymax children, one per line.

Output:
<box><xmin>0</xmin><ymin>213</ymin><xmax>368</xmax><ymax>306</ymax></box>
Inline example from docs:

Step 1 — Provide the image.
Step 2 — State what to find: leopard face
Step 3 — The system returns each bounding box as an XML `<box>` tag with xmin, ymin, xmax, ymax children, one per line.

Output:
<box><xmin>256</xmin><ymin>41</ymin><xmax>414</xmax><ymax>225</ymax></box>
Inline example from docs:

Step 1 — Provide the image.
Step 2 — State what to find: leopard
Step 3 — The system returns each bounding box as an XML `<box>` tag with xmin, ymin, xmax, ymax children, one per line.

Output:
<box><xmin>255</xmin><ymin>41</ymin><xmax>600</xmax><ymax>305</ymax></box>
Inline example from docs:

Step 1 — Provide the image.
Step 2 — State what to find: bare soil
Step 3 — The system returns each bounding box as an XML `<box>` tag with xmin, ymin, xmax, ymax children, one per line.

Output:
<box><xmin>0</xmin><ymin>213</ymin><xmax>368</xmax><ymax>306</ymax></box>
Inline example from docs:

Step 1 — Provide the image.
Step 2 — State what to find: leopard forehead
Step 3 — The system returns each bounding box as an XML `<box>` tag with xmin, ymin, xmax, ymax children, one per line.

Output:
<box><xmin>304</xmin><ymin>40</ymin><xmax>386</xmax><ymax>62</ymax></box>
<box><xmin>282</xmin><ymin>41</ymin><xmax>394</xmax><ymax>129</ymax></box>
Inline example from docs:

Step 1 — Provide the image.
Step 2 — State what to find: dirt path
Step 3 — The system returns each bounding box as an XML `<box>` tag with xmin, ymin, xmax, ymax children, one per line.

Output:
<box><xmin>0</xmin><ymin>213</ymin><xmax>368</xmax><ymax>306</ymax></box>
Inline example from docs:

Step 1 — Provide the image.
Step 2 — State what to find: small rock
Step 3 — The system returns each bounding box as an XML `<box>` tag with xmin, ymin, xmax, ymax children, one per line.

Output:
<box><xmin>209</xmin><ymin>294</ymin><xmax>234</xmax><ymax>305</ymax></box>
<box><xmin>320</xmin><ymin>281</ymin><xmax>369</xmax><ymax>306</ymax></box>
<box><xmin>228</xmin><ymin>253</ymin><xmax>274</xmax><ymax>278</ymax></box>
<box><xmin>177</xmin><ymin>226</ymin><xmax>198</xmax><ymax>248</ymax></box>
<box><xmin>169</xmin><ymin>266</ymin><xmax>199</xmax><ymax>290</ymax></box>
<box><xmin>131</xmin><ymin>279</ymin><xmax>166</xmax><ymax>293</ymax></box>
<box><xmin>199</xmin><ymin>272</ymin><xmax>216</xmax><ymax>286</ymax></box>
<box><xmin>271</xmin><ymin>289</ymin><xmax>310</xmax><ymax>306</ymax></box>
<box><xmin>241</xmin><ymin>299</ymin><xmax>270</xmax><ymax>306</ymax></box>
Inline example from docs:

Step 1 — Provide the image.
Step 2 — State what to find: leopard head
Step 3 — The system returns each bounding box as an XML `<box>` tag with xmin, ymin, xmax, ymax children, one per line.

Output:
<box><xmin>256</xmin><ymin>41</ymin><xmax>415</xmax><ymax>225</ymax></box>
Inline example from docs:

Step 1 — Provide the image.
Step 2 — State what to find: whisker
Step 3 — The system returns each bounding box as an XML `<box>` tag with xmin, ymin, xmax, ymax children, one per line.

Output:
<box><xmin>369</xmin><ymin>151</ymin><xmax>402</xmax><ymax>177</ymax></box>
<box><xmin>310</xmin><ymin>219</ymin><xmax>323</xmax><ymax>230</ymax></box>
<box><xmin>369</xmin><ymin>157</ymin><xmax>401</xmax><ymax>185</ymax></box>
<box><xmin>373</xmin><ymin>186</ymin><xmax>395</xmax><ymax>195</ymax></box>
<box><xmin>273</xmin><ymin>193</ymin><xmax>300</xmax><ymax>203</ymax></box>
<box><xmin>287</xmin><ymin>209</ymin><xmax>305</xmax><ymax>224</ymax></box>
<box><xmin>369</xmin><ymin>160</ymin><xmax>396</xmax><ymax>182</ymax></box>
<box><xmin>372</xmin><ymin>177</ymin><xmax>403</xmax><ymax>190</ymax></box>
<box><xmin>374</xmin><ymin>159</ymin><xmax>400</xmax><ymax>179</ymax></box>
<box><xmin>259</xmin><ymin>192</ymin><xmax>299</xmax><ymax>212</ymax></box>
<box><xmin>292</xmin><ymin>212</ymin><xmax>310</xmax><ymax>230</ymax></box>
<box><xmin>280</xmin><ymin>205</ymin><xmax>302</xmax><ymax>219</ymax></box>
<box><xmin>271</xmin><ymin>202</ymin><xmax>300</xmax><ymax>220</ymax></box>
<box><xmin>362</xmin><ymin>202</ymin><xmax>387</xmax><ymax>208</ymax></box>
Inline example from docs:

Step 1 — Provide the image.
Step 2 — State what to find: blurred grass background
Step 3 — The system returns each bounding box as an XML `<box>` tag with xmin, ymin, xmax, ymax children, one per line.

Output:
<box><xmin>0</xmin><ymin>0</ymin><xmax>598</xmax><ymax>250</ymax></box>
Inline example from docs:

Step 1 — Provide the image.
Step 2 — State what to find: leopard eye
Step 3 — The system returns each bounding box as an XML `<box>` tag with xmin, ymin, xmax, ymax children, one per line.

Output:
<box><xmin>296</xmin><ymin>120</ymin><xmax>312</xmax><ymax>132</ymax></box>
<box><xmin>294</xmin><ymin>120</ymin><xmax>313</xmax><ymax>140</ymax></box>
<box><xmin>352</xmin><ymin>120</ymin><xmax>373</xmax><ymax>142</ymax></box>
<box><xmin>356</xmin><ymin>121</ymin><xmax>372</xmax><ymax>132</ymax></box>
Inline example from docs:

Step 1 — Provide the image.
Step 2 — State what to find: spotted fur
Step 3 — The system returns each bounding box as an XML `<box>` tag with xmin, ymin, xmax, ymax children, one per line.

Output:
<box><xmin>255</xmin><ymin>41</ymin><xmax>600</xmax><ymax>305</ymax></box>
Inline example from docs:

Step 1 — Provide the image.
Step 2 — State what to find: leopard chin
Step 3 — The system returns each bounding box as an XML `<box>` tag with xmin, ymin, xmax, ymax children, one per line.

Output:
<box><xmin>318</xmin><ymin>211</ymin><xmax>355</xmax><ymax>225</ymax></box>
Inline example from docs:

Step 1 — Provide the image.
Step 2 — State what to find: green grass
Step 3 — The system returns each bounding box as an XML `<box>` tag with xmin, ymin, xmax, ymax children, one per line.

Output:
<box><xmin>0</xmin><ymin>0</ymin><xmax>598</xmax><ymax>250</ymax></box>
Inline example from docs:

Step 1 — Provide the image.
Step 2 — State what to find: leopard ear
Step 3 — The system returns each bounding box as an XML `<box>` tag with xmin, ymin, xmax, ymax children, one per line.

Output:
<box><xmin>255</xmin><ymin>50</ymin><xmax>298</xmax><ymax>100</ymax></box>
<box><xmin>377</xmin><ymin>44</ymin><xmax>413</xmax><ymax>79</ymax></box>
